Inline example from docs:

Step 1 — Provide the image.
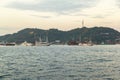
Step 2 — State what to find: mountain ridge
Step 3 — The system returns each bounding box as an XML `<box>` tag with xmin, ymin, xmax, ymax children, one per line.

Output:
<box><xmin>0</xmin><ymin>27</ymin><xmax>120</xmax><ymax>44</ymax></box>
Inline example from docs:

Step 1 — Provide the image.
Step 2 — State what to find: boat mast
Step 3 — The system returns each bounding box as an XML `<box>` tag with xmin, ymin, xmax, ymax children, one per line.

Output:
<box><xmin>46</xmin><ymin>36</ymin><xmax>48</xmax><ymax>43</ymax></box>
<box><xmin>39</xmin><ymin>36</ymin><xmax>42</xmax><ymax>42</ymax></box>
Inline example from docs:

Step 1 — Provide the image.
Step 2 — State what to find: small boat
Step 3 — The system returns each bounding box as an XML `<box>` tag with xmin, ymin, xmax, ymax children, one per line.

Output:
<box><xmin>0</xmin><ymin>41</ymin><xmax>16</xmax><ymax>46</ymax></box>
<box><xmin>35</xmin><ymin>36</ymin><xmax>50</xmax><ymax>46</ymax></box>
<box><xmin>67</xmin><ymin>40</ymin><xmax>79</xmax><ymax>45</ymax></box>
<box><xmin>6</xmin><ymin>43</ymin><xmax>16</xmax><ymax>46</ymax></box>
<box><xmin>20</xmin><ymin>41</ymin><xmax>33</xmax><ymax>46</ymax></box>
<box><xmin>79</xmin><ymin>40</ymin><xmax>93</xmax><ymax>46</ymax></box>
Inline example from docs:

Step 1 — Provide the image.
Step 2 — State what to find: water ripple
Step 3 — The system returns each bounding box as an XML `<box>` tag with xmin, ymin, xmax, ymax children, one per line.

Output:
<box><xmin>0</xmin><ymin>45</ymin><xmax>120</xmax><ymax>80</ymax></box>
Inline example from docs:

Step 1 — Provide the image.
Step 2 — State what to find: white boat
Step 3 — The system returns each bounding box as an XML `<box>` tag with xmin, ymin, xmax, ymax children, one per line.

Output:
<box><xmin>20</xmin><ymin>41</ymin><xmax>33</xmax><ymax>46</ymax></box>
<box><xmin>78</xmin><ymin>20</ymin><xmax>93</xmax><ymax>46</ymax></box>
<box><xmin>0</xmin><ymin>41</ymin><xmax>16</xmax><ymax>46</ymax></box>
<box><xmin>79</xmin><ymin>40</ymin><xmax>93</xmax><ymax>46</ymax></box>
<box><xmin>35</xmin><ymin>36</ymin><xmax>50</xmax><ymax>46</ymax></box>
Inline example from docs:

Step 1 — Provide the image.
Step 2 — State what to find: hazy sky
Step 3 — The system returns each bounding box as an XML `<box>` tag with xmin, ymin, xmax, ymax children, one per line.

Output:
<box><xmin>0</xmin><ymin>0</ymin><xmax>120</xmax><ymax>35</ymax></box>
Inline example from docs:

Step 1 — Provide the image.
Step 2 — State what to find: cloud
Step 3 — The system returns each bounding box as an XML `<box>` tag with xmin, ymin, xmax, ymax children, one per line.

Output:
<box><xmin>6</xmin><ymin>0</ymin><xmax>99</xmax><ymax>14</ymax></box>
<box><xmin>92</xmin><ymin>15</ymin><xmax>105</xmax><ymax>18</ymax></box>
<box><xmin>73</xmin><ymin>13</ymin><xmax>90</xmax><ymax>16</ymax></box>
<box><xmin>117</xmin><ymin>0</ymin><xmax>120</xmax><ymax>7</ymax></box>
<box><xmin>0</xmin><ymin>27</ymin><xmax>18</xmax><ymax>31</ymax></box>
<box><xmin>115</xmin><ymin>0</ymin><xmax>120</xmax><ymax>8</ymax></box>
<box><xmin>31</xmin><ymin>15</ymin><xmax>51</xmax><ymax>18</ymax></box>
<box><xmin>101</xmin><ymin>21</ymin><xmax>112</xmax><ymax>24</ymax></box>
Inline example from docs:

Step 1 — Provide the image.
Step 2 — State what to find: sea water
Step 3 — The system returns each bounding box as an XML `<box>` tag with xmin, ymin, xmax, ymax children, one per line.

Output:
<box><xmin>0</xmin><ymin>45</ymin><xmax>120</xmax><ymax>80</ymax></box>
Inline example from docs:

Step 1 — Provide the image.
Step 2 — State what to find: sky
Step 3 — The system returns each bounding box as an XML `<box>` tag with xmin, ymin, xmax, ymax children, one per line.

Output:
<box><xmin>0</xmin><ymin>0</ymin><xmax>120</xmax><ymax>35</ymax></box>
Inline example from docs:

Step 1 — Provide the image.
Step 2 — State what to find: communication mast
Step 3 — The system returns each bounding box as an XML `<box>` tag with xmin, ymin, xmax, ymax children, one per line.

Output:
<box><xmin>82</xmin><ymin>19</ymin><xmax>84</xmax><ymax>27</ymax></box>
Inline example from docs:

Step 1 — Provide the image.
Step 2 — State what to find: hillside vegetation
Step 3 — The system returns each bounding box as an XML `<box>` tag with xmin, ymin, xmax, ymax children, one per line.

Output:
<box><xmin>0</xmin><ymin>27</ymin><xmax>119</xmax><ymax>44</ymax></box>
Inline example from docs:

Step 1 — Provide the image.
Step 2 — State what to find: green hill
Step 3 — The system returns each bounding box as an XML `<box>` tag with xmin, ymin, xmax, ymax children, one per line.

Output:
<box><xmin>0</xmin><ymin>27</ymin><xmax>120</xmax><ymax>44</ymax></box>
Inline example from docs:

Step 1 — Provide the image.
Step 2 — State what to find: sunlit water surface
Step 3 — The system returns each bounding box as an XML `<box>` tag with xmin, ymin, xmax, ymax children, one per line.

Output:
<box><xmin>0</xmin><ymin>45</ymin><xmax>120</xmax><ymax>80</ymax></box>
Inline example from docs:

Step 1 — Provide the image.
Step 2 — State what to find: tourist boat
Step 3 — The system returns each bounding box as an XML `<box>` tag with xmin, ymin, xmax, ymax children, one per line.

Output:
<box><xmin>20</xmin><ymin>41</ymin><xmax>33</xmax><ymax>46</ymax></box>
<box><xmin>6</xmin><ymin>43</ymin><xmax>16</xmax><ymax>46</ymax></box>
<box><xmin>67</xmin><ymin>40</ymin><xmax>79</xmax><ymax>45</ymax></box>
<box><xmin>0</xmin><ymin>42</ymin><xmax>16</xmax><ymax>46</ymax></box>
<box><xmin>35</xmin><ymin>36</ymin><xmax>50</xmax><ymax>46</ymax></box>
<box><xmin>79</xmin><ymin>40</ymin><xmax>93</xmax><ymax>46</ymax></box>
